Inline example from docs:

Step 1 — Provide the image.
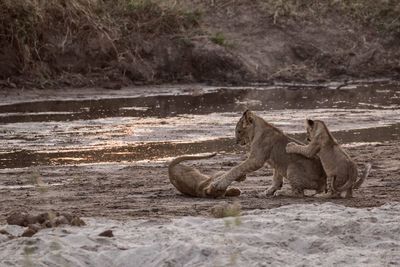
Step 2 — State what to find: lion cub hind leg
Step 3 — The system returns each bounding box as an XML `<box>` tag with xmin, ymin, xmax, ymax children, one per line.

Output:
<box><xmin>316</xmin><ymin>182</ymin><xmax>327</xmax><ymax>194</ymax></box>
<box><xmin>326</xmin><ymin>175</ymin><xmax>336</xmax><ymax>195</ymax></box>
<box><xmin>316</xmin><ymin>176</ymin><xmax>345</xmax><ymax>199</ymax></box>
<box><xmin>315</xmin><ymin>176</ymin><xmax>341</xmax><ymax>198</ymax></box>
<box><xmin>344</xmin><ymin>188</ymin><xmax>353</xmax><ymax>198</ymax></box>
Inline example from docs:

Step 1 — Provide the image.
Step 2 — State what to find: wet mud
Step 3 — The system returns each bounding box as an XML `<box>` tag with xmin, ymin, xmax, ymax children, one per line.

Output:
<box><xmin>0</xmin><ymin>82</ymin><xmax>399</xmax><ymax>222</ymax></box>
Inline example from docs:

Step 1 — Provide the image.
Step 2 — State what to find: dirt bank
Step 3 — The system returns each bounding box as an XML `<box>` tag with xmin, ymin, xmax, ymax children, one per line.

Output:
<box><xmin>1</xmin><ymin>0</ymin><xmax>399</xmax><ymax>89</ymax></box>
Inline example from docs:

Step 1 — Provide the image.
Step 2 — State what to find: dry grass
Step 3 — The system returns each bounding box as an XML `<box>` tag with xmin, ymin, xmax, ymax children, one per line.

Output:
<box><xmin>260</xmin><ymin>0</ymin><xmax>400</xmax><ymax>35</ymax></box>
<box><xmin>109</xmin><ymin>0</ymin><xmax>201</xmax><ymax>35</ymax></box>
<box><xmin>0</xmin><ymin>0</ymin><xmax>201</xmax><ymax>80</ymax></box>
<box><xmin>0</xmin><ymin>0</ymin><xmax>398</xmax><ymax>86</ymax></box>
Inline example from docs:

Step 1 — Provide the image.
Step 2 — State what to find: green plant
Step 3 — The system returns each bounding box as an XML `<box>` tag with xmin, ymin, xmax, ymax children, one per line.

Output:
<box><xmin>125</xmin><ymin>0</ymin><xmax>152</xmax><ymax>11</ymax></box>
<box><xmin>183</xmin><ymin>9</ymin><xmax>202</xmax><ymax>26</ymax></box>
<box><xmin>210</xmin><ymin>32</ymin><xmax>226</xmax><ymax>46</ymax></box>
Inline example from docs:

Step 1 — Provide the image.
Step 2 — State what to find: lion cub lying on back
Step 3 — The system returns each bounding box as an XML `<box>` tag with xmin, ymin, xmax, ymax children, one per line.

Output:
<box><xmin>168</xmin><ymin>153</ymin><xmax>244</xmax><ymax>198</ymax></box>
<box><xmin>286</xmin><ymin>119</ymin><xmax>371</xmax><ymax>198</ymax></box>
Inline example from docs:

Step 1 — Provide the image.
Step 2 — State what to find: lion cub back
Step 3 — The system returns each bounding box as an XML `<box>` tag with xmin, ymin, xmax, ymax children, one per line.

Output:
<box><xmin>168</xmin><ymin>154</ymin><xmax>216</xmax><ymax>197</ymax></box>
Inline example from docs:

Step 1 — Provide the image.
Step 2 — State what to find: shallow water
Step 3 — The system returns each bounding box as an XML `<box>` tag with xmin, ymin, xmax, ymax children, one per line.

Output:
<box><xmin>0</xmin><ymin>82</ymin><xmax>399</xmax><ymax>169</ymax></box>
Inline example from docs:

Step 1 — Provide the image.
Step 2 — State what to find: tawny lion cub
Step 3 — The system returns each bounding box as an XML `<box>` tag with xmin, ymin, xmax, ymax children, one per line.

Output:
<box><xmin>168</xmin><ymin>153</ymin><xmax>244</xmax><ymax>198</ymax></box>
<box><xmin>206</xmin><ymin>110</ymin><xmax>326</xmax><ymax>198</ymax></box>
<box><xmin>286</xmin><ymin>119</ymin><xmax>371</xmax><ymax>198</ymax></box>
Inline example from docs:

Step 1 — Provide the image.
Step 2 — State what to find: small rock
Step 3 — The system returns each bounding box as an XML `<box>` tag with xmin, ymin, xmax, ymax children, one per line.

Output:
<box><xmin>201</xmin><ymin>248</ymin><xmax>212</xmax><ymax>256</ymax></box>
<box><xmin>70</xmin><ymin>217</ymin><xmax>86</xmax><ymax>226</ymax></box>
<box><xmin>35</xmin><ymin>212</ymin><xmax>51</xmax><ymax>224</ymax></box>
<box><xmin>54</xmin><ymin>216</ymin><xmax>69</xmax><ymax>226</ymax></box>
<box><xmin>28</xmin><ymin>224</ymin><xmax>42</xmax><ymax>232</ymax></box>
<box><xmin>61</xmin><ymin>213</ymin><xmax>74</xmax><ymax>222</ymax></box>
<box><xmin>0</xmin><ymin>229</ymin><xmax>10</xmax><ymax>236</ymax></box>
<box><xmin>98</xmin><ymin>230</ymin><xmax>113</xmax><ymax>237</ymax></box>
<box><xmin>43</xmin><ymin>220</ymin><xmax>53</xmax><ymax>228</ymax></box>
<box><xmin>22</xmin><ymin>227</ymin><xmax>38</xmax><ymax>237</ymax></box>
<box><xmin>26</xmin><ymin>214</ymin><xmax>41</xmax><ymax>225</ymax></box>
<box><xmin>7</xmin><ymin>212</ymin><xmax>28</xmax><ymax>226</ymax></box>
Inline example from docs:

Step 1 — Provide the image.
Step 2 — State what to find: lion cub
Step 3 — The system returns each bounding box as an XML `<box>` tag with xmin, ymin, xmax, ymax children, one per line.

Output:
<box><xmin>206</xmin><ymin>110</ymin><xmax>326</xmax><ymax>198</ymax></box>
<box><xmin>168</xmin><ymin>153</ymin><xmax>243</xmax><ymax>198</ymax></box>
<box><xmin>286</xmin><ymin>119</ymin><xmax>371</xmax><ymax>198</ymax></box>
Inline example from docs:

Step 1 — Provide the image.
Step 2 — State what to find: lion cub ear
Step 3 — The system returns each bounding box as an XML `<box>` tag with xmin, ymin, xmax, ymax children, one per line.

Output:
<box><xmin>306</xmin><ymin>119</ymin><xmax>314</xmax><ymax>128</ymax></box>
<box><xmin>243</xmin><ymin>110</ymin><xmax>254</xmax><ymax>125</ymax></box>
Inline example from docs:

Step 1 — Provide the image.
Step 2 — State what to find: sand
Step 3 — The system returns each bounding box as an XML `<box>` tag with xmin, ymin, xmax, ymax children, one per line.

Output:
<box><xmin>1</xmin><ymin>203</ymin><xmax>399</xmax><ymax>266</ymax></box>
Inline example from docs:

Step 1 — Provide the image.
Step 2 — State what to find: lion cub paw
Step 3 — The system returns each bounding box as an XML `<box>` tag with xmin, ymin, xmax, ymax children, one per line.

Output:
<box><xmin>265</xmin><ymin>186</ymin><xmax>279</xmax><ymax>196</ymax></box>
<box><xmin>205</xmin><ymin>182</ymin><xmax>227</xmax><ymax>198</ymax></box>
<box><xmin>273</xmin><ymin>189</ymin><xmax>287</xmax><ymax>197</ymax></box>
<box><xmin>274</xmin><ymin>189</ymin><xmax>304</xmax><ymax>198</ymax></box>
<box><xmin>257</xmin><ymin>188</ymin><xmax>276</xmax><ymax>198</ymax></box>
<box><xmin>257</xmin><ymin>190</ymin><xmax>267</xmax><ymax>198</ymax></box>
<box><xmin>315</xmin><ymin>192</ymin><xmax>341</xmax><ymax>199</ymax></box>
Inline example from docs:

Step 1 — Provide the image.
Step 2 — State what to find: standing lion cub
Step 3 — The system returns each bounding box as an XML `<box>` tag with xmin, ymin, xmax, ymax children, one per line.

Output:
<box><xmin>286</xmin><ymin>119</ymin><xmax>371</xmax><ymax>198</ymax></box>
<box><xmin>168</xmin><ymin>153</ymin><xmax>243</xmax><ymax>198</ymax></box>
<box><xmin>206</xmin><ymin>110</ymin><xmax>326</xmax><ymax>198</ymax></box>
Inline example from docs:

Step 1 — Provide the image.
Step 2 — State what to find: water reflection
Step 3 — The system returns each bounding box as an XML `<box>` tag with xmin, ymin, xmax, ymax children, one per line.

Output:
<box><xmin>0</xmin><ymin>83</ymin><xmax>398</xmax><ymax>169</ymax></box>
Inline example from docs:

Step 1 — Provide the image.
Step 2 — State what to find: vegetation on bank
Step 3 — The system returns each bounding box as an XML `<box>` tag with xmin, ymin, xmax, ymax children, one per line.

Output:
<box><xmin>0</xmin><ymin>0</ymin><xmax>202</xmax><ymax>86</ymax></box>
<box><xmin>0</xmin><ymin>0</ymin><xmax>399</xmax><ymax>88</ymax></box>
<box><xmin>261</xmin><ymin>0</ymin><xmax>400</xmax><ymax>35</ymax></box>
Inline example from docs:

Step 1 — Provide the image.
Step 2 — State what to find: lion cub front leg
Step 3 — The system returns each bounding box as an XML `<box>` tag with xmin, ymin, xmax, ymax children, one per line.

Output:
<box><xmin>206</xmin><ymin>157</ymin><xmax>265</xmax><ymax>196</ymax></box>
<box><xmin>286</xmin><ymin>142</ymin><xmax>319</xmax><ymax>159</ymax></box>
<box><xmin>273</xmin><ymin>165</ymin><xmax>306</xmax><ymax>198</ymax></box>
<box><xmin>236</xmin><ymin>174</ymin><xmax>247</xmax><ymax>182</ymax></box>
<box><xmin>213</xmin><ymin>171</ymin><xmax>246</xmax><ymax>183</ymax></box>
<box><xmin>259</xmin><ymin>170</ymin><xmax>283</xmax><ymax>196</ymax></box>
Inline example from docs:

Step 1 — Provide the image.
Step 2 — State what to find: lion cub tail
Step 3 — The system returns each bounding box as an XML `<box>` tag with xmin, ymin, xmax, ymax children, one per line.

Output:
<box><xmin>353</xmin><ymin>163</ymin><xmax>372</xmax><ymax>189</ymax></box>
<box><xmin>168</xmin><ymin>153</ymin><xmax>217</xmax><ymax>171</ymax></box>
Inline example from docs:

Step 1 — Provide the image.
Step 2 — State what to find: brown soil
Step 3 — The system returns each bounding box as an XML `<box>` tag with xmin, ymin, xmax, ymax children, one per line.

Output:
<box><xmin>0</xmin><ymin>140</ymin><xmax>399</xmax><ymax>223</ymax></box>
<box><xmin>1</xmin><ymin>0</ymin><xmax>399</xmax><ymax>89</ymax></box>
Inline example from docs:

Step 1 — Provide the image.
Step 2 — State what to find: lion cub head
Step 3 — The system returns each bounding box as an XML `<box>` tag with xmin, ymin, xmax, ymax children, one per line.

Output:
<box><xmin>235</xmin><ymin>110</ymin><xmax>256</xmax><ymax>146</ymax></box>
<box><xmin>305</xmin><ymin>119</ymin><xmax>337</xmax><ymax>145</ymax></box>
